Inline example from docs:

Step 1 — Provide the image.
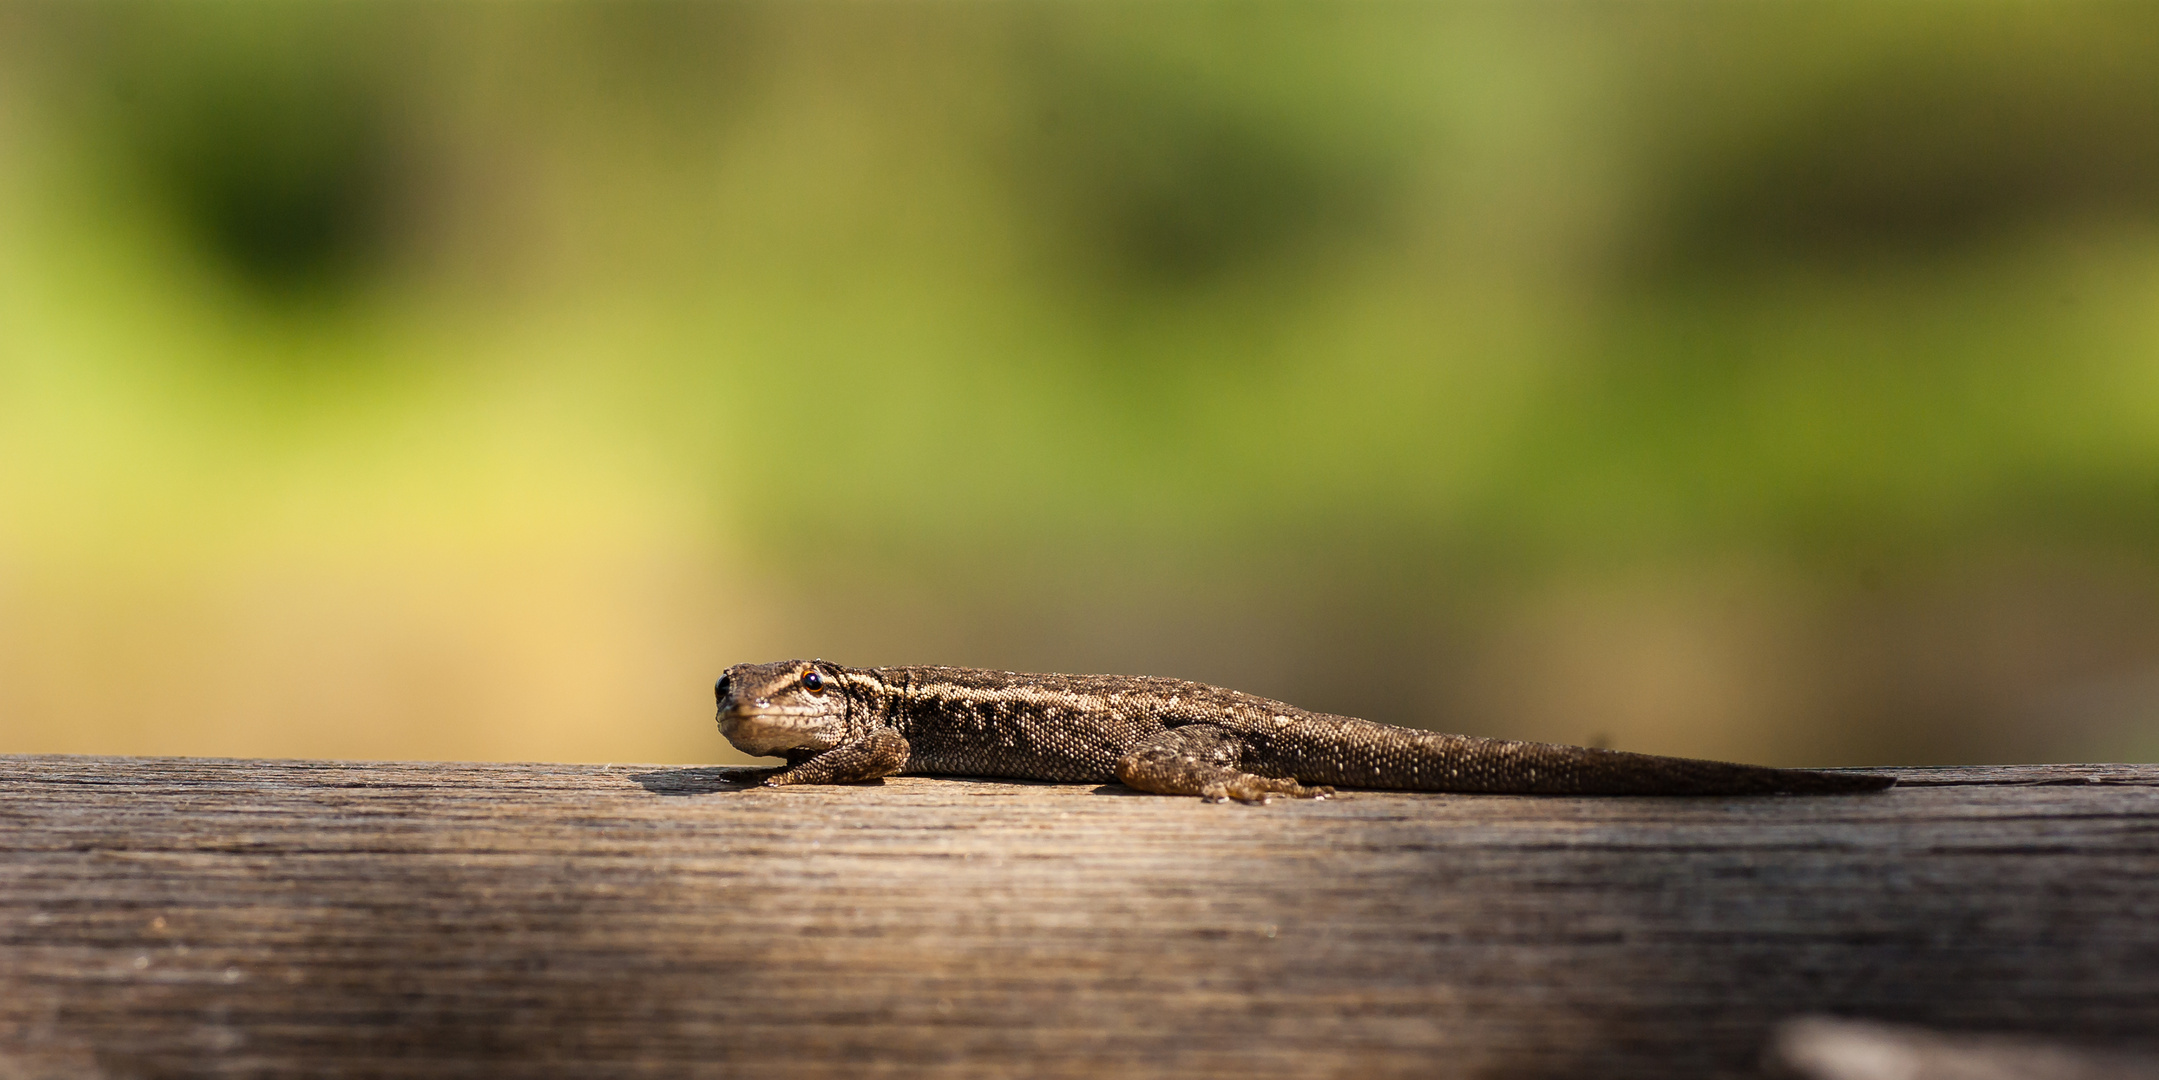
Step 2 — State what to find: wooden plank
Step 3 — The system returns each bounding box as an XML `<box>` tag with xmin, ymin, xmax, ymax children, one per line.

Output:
<box><xmin>0</xmin><ymin>756</ymin><xmax>2154</xmax><ymax>1079</ymax></box>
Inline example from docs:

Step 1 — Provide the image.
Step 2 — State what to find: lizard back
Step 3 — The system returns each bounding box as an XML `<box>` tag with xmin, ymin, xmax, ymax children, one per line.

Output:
<box><xmin>873</xmin><ymin>665</ymin><xmax>1893</xmax><ymax>795</ymax></box>
<box><xmin>879</xmin><ymin>665</ymin><xmax>1264</xmax><ymax>782</ymax></box>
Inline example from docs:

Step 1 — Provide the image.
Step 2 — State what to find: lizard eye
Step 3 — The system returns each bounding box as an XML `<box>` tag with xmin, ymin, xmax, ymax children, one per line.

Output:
<box><xmin>802</xmin><ymin>670</ymin><xmax>825</xmax><ymax>693</ymax></box>
<box><xmin>713</xmin><ymin>675</ymin><xmax>731</xmax><ymax>704</ymax></box>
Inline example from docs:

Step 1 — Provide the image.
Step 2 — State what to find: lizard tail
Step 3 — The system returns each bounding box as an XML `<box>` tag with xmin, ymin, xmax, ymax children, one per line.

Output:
<box><xmin>1283</xmin><ymin>721</ymin><xmax>1896</xmax><ymax>795</ymax></box>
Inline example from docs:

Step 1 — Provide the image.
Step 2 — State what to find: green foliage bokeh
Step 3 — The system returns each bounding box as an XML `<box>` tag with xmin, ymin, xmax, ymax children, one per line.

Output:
<box><xmin>4</xmin><ymin>0</ymin><xmax>2158</xmax><ymax>764</ymax></box>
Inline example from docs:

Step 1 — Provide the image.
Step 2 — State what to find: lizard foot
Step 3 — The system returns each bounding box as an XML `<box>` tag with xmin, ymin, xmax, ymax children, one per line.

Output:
<box><xmin>1116</xmin><ymin>731</ymin><xmax>1334</xmax><ymax>803</ymax></box>
<box><xmin>1201</xmin><ymin>776</ymin><xmax>1335</xmax><ymax>804</ymax></box>
<box><xmin>740</xmin><ymin>730</ymin><xmax>914</xmax><ymax>788</ymax></box>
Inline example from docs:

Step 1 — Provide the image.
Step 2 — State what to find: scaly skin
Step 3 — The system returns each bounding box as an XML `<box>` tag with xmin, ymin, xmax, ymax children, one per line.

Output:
<box><xmin>712</xmin><ymin>660</ymin><xmax>1897</xmax><ymax>803</ymax></box>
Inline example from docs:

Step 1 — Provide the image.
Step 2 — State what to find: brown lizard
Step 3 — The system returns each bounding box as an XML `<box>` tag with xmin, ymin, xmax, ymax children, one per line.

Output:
<box><xmin>712</xmin><ymin>660</ymin><xmax>1896</xmax><ymax>802</ymax></box>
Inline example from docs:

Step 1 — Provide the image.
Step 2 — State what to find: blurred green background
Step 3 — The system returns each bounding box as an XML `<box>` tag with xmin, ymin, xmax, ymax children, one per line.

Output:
<box><xmin>3</xmin><ymin>0</ymin><xmax>2158</xmax><ymax>768</ymax></box>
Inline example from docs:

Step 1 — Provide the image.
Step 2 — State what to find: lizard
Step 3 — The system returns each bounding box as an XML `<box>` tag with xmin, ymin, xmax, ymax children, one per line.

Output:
<box><xmin>712</xmin><ymin>659</ymin><xmax>1896</xmax><ymax>802</ymax></box>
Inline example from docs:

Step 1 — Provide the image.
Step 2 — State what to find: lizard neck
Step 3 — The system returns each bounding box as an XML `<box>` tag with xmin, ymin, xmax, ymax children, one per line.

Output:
<box><xmin>835</xmin><ymin>664</ymin><xmax>899</xmax><ymax>735</ymax></box>
<box><xmin>874</xmin><ymin>665</ymin><xmax>1041</xmax><ymax>734</ymax></box>
<box><xmin>871</xmin><ymin>666</ymin><xmax>966</xmax><ymax>737</ymax></box>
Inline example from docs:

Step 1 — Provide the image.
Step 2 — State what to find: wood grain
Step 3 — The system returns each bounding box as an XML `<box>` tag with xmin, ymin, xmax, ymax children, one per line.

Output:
<box><xmin>0</xmin><ymin>756</ymin><xmax>2154</xmax><ymax>1078</ymax></box>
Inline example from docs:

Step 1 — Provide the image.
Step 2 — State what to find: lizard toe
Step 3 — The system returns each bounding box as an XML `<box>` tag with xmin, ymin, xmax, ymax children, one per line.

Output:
<box><xmin>1222</xmin><ymin>778</ymin><xmax>1294</xmax><ymax>804</ymax></box>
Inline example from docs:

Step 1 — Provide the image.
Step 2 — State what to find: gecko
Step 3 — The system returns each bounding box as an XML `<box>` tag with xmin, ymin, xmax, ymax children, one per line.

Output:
<box><xmin>711</xmin><ymin>659</ymin><xmax>1896</xmax><ymax>802</ymax></box>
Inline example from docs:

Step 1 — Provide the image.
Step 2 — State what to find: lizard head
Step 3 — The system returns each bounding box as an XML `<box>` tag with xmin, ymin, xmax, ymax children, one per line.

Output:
<box><xmin>713</xmin><ymin>659</ymin><xmax>851</xmax><ymax>757</ymax></box>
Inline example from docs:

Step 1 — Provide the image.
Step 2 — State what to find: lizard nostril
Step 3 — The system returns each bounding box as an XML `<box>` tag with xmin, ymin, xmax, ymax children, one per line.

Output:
<box><xmin>754</xmin><ymin>698</ymin><xmax>771</xmax><ymax>708</ymax></box>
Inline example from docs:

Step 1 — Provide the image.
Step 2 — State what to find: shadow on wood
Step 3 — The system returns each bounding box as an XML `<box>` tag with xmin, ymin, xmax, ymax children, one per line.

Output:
<box><xmin>631</xmin><ymin>766</ymin><xmax>770</xmax><ymax>796</ymax></box>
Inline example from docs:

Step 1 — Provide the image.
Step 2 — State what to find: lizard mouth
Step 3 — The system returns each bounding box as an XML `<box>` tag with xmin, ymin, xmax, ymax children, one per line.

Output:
<box><xmin>716</xmin><ymin>702</ymin><xmax>842</xmax><ymax>757</ymax></box>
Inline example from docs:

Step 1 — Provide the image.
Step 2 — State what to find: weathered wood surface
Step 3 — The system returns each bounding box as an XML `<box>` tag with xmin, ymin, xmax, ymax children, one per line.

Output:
<box><xmin>0</xmin><ymin>756</ymin><xmax>2154</xmax><ymax>1079</ymax></box>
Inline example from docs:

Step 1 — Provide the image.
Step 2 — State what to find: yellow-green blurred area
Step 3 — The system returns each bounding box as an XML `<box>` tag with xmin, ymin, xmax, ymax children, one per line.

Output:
<box><xmin>4</xmin><ymin>0</ymin><xmax>2159</xmax><ymax>769</ymax></box>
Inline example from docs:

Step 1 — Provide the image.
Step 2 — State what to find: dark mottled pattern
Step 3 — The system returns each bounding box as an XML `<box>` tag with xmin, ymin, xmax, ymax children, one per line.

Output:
<box><xmin>715</xmin><ymin>661</ymin><xmax>1897</xmax><ymax>802</ymax></box>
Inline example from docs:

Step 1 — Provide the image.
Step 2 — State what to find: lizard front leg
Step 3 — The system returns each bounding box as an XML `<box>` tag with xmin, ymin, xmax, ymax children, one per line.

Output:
<box><xmin>753</xmin><ymin>729</ymin><xmax>912</xmax><ymax>787</ymax></box>
<box><xmin>1114</xmin><ymin>724</ymin><xmax>1334</xmax><ymax>803</ymax></box>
